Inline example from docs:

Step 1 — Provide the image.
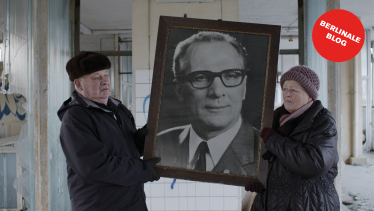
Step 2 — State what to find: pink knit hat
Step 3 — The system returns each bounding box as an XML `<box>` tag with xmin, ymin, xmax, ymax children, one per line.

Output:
<box><xmin>280</xmin><ymin>65</ymin><xmax>320</xmax><ymax>100</ymax></box>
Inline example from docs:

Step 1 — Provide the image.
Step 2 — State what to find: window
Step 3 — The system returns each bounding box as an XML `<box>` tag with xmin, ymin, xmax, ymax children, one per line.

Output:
<box><xmin>275</xmin><ymin>54</ymin><xmax>299</xmax><ymax>108</ymax></box>
<box><xmin>0</xmin><ymin>126</ymin><xmax>22</xmax><ymax>210</ymax></box>
<box><xmin>120</xmin><ymin>42</ymin><xmax>133</xmax><ymax>109</ymax></box>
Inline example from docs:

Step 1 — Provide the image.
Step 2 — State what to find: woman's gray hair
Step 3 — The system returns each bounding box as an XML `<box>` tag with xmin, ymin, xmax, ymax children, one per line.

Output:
<box><xmin>172</xmin><ymin>31</ymin><xmax>248</xmax><ymax>77</ymax></box>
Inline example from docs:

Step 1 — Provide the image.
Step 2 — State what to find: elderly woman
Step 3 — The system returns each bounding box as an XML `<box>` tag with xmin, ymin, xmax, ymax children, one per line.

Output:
<box><xmin>246</xmin><ymin>65</ymin><xmax>339</xmax><ymax>210</ymax></box>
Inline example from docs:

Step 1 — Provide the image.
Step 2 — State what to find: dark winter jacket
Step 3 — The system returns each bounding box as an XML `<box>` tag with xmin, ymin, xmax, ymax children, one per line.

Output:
<box><xmin>251</xmin><ymin>100</ymin><xmax>340</xmax><ymax>211</ymax></box>
<box><xmin>58</xmin><ymin>91</ymin><xmax>150</xmax><ymax>211</ymax></box>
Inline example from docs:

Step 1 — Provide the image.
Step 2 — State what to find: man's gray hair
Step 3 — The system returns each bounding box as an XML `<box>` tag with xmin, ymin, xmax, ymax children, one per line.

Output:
<box><xmin>172</xmin><ymin>31</ymin><xmax>248</xmax><ymax>77</ymax></box>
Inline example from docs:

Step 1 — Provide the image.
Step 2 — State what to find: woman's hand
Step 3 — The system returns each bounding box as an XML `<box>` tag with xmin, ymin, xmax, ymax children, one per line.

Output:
<box><xmin>245</xmin><ymin>182</ymin><xmax>264</xmax><ymax>192</ymax></box>
<box><xmin>260</xmin><ymin>128</ymin><xmax>276</xmax><ymax>144</ymax></box>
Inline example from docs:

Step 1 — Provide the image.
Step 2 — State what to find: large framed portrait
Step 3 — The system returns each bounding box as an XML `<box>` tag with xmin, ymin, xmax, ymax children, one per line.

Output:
<box><xmin>144</xmin><ymin>16</ymin><xmax>280</xmax><ymax>187</ymax></box>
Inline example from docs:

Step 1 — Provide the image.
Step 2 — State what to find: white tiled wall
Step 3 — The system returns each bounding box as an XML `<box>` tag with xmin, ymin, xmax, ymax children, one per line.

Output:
<box><xmin>134</xmin><ymin>69</ymin><xmax>243</xmax><ymax>211</ymax></box>
<box><xmin>144</xmin><ymin>179</ymin><xmax>241</xmax><ymax>211</ymax></box>
<box><xmin>134</xmin><ymin>69</ymin><xmax>152</xmax><ymax>127</ymax></box>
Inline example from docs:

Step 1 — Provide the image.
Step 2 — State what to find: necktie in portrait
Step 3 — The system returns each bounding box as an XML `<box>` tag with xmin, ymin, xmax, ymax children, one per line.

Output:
<box><xmin>194</xmin><ymin>141</ymin><xmax>209</xmax><ymax>171</ymax></box>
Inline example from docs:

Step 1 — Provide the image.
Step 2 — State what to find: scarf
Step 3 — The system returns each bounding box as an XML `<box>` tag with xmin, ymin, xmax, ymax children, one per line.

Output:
<box><xmin>280</xmin><ymin>100</ymin><xmax>314</xmax><ymax>127</ymax></box>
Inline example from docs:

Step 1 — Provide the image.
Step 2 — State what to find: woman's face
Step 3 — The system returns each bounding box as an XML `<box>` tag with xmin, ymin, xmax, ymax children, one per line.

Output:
<box><xmin>282</xmin><ymin>80</ymin><xmax>312</xmax><ymax>113</ymax></box>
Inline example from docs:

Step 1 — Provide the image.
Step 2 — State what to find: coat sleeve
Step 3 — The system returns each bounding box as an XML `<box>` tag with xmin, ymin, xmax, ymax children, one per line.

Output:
<box><xmin>265</xmin><ymin>114</ymin><xmax>338</xmax><ymax>179</ymax></box>
<box><xmin>60</xmin><ymin>106</ymin><xmax>151</xmax><ymax>186</ymax></box>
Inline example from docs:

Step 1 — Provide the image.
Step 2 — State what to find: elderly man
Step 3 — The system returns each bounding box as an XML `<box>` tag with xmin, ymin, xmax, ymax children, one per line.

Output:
<box><xmin>156</xmin><ymin>31</ymin><xmax>259</xmax><ymax>176</ymax></box>
<box><xmin>58</xmin><ymin>51</ymin><xmax>160</xmax><ymax>211</ymax></box>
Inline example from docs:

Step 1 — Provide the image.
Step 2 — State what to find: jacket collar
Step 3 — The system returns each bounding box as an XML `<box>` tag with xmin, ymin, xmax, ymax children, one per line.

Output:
<box><xmin>290</xmin><ymin>100</ymin><xmax>324</xmax><ymax>134</ymax></box>
<box><xmin>275</xmin><ymin>100</ymin><xmax>324</xmax><ymax>134</ymax></box>
<box><xmin>71</xmin><ymin>91</ymin><xmax>120</xmax><ymax>113</ymax></box>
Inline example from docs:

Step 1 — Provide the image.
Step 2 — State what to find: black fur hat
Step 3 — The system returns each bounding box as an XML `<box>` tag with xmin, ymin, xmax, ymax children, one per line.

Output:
<box><xmin>66</xmin><ymin>51</ymin><xmax>111</xmax><ymax>81</ymax></box>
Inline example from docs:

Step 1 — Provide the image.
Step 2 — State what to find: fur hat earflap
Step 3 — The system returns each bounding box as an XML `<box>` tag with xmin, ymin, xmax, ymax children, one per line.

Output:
<box><xmin>66</xmin><ymin>51</ymin><xmax>111</xmax><ymax>81</ymax></box>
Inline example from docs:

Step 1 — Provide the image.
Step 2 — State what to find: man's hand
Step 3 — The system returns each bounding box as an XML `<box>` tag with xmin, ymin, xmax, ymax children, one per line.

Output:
<box><xmin>134</xmin><ymin>124</ymin><xmax>149</xmax><ymax>142</ymax></box>
<box><xmin>144</xmin><ymin>157</ymin><xmax>161</xmax><ymax>182</ymax></box>
<box><xmin>245</xmin><ymin>182</ymin><xmax>264</xmax><ymax>192</ymax></box>
<box><xmin>134</xmin><ymin>124</ymin><xmax>149</xmax><ymax>153</ymax></box>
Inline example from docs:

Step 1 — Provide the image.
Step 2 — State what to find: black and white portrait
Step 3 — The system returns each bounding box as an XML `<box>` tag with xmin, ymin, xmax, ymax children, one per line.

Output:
<box><xmin>154</xmin><ymin>28</ymin><xmax>269</xmax><ymax>176</ymax></box>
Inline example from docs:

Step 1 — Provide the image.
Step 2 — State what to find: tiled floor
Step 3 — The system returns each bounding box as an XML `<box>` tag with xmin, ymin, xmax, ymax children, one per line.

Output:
<box><xmin>341</xmin><ymin>151</ymin><xmax>374</xmax><ymax>211</ymax></box>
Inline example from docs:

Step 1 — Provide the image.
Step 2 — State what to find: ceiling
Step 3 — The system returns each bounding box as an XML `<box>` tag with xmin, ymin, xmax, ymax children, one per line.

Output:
<box><xmin>80</xmin><ymin>0</ymin><xmax>374</xmax><ymax>39</ymax></box>
<box><xmin>239</xmin><ymin>0</ymin><xmax>298</xmax><ymax>28</ymax></box>
<box><xmin>81</xmin><ymin>0</ymin><xmax>132</xmax><ymax>33</ymax></box>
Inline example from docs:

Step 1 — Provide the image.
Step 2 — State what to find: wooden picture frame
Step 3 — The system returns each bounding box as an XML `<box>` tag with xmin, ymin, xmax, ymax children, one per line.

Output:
<box><xmin>144</xmin><ymin>16</ymin><xmax>280</xmax><ymax>187</ymax></box>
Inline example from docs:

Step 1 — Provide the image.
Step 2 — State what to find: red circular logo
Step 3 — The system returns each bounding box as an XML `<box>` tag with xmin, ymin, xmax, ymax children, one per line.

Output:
<box><xmin>312</xmin><ymin>9</ymin><xmax>365</xmax><ymax>62</ymax></box>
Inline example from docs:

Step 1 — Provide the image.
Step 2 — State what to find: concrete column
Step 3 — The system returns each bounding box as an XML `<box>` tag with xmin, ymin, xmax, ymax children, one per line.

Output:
<box><xmin>305</xmin><ymin>0</ymin><xmax>344</xmax><ymax>202</ymax></box>
<box><xmin>327</xmin><ymin>58</ymin><xmax>342</xmax><ymax>202</ymax></box>
<box><xmin>114</xmin><ymin>34</ymin><xmax>120</xmax><ymax>100</ymax></box>
<box><xmin>365</xmin><ymin>32</ymin><xmax>372</xmax><ymax>152</ymax></box>
<box><xmin>326</xmin><ymin>0</ymin><xmax>341</xmax><ymax>198</ymax></box>
<box><xmin>353</xmin><ymin>55</ymin><xmax>361</xmax><ymax>158</ymax></box>
<box><xmin>298</xmin><ymin>0</ymin><xmax>305</xmax><ymax>65</ymax></box>
<box><xmin>74</xmin><ymin>0</ymin><xmax>80</xmax><ymax>56</ymax></box>
<box><xmin>132</xmin><ymin>0</ymin><xmax>150</xmax><ymax>71</ymax></box>
<box><xmin>348</xmin><ymin>52</ymin><xmax>367</xmax><ymax>164</ymax></box>
<box><xmin>71</xmin><ymin>0</ymin><xmax>80</xmax><ymax>94</ymax></box>
<box><xmin>305</xmin><ymin>0</ymin><xmax>328</xmax><ymax>107</ymax></box>
<box><xmin>325</xmin><ymin>0</ymin><xmax>342</xmax><ymax>203</ymax></box>
<box><xmin>372</xmin><ymin>41</ymin><xmax>374</xmax><ymax>151</ymax></box>
<box><xmin>33</xmin><ymin>0</ymin><xmax>49</xmax><ymax>210</ymax></box>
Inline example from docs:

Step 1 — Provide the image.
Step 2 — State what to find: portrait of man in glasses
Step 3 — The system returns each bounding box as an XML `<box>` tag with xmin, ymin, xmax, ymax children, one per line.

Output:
<box><xmin>155</xmin><ymin>31</ymin><xmax>260</xmax><ymax>176</ymax></box>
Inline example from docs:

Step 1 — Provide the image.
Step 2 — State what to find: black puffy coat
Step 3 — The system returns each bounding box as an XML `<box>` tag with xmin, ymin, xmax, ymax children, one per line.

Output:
<box><xmin>251</xmin><ymin>100</ymin><xmax>340</xmax><ymax>211</ymax></box>
<box><xmin>58</xmin><ymin>91</ymin><xmax>150</xmax><ymax>211</ymax></box>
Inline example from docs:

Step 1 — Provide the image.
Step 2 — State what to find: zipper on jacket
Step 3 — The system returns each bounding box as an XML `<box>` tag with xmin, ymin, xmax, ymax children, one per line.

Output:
<box><xmin>115</xmin><ymin>114</ymin><xmax>122</xmax><ymax>128</ymax></box>
<box><xmin>104</xmin><ymin>103</ymin><xmax>136</xmax><ymax>158</ymax></box>
<box><xmin>110</xmin><ymin>106</ymin><xmax>123</xmax><ymax>128</ymax></box>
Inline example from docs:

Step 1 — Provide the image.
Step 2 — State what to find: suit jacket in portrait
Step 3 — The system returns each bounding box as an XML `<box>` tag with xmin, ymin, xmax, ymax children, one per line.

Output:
<box><xmin>155</xmin><ymin>121</ymin><xmax>260</xmax><ymax>176</ymax></box>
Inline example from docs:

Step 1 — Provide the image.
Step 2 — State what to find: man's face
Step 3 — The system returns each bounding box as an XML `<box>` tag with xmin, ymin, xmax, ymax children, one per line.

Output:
<box><xmin>174</xmin><ymin>41</ymin><xmax>247</xmax><ymax>133</ymax></box>
<box><xmin>75</xmin><ymin>69</ymin><xmax>111</xmax><ymax>104</ymax></box>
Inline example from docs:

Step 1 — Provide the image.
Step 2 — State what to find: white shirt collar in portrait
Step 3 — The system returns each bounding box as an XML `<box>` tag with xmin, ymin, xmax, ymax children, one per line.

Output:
<box><xmin>181</xmin><ymin>116</ymin><xmax>242</xmax><ymax>171</ymax></box>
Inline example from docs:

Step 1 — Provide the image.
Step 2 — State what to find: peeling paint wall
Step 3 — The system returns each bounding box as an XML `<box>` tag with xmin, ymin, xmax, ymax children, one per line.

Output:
<box><xmin>1</xmin><ymin>0</ymin><xmax>35</xmax><ymax>210</ymax></box>
<box><xmin>0</xmin><ymin>94</ymin><xmax>26</xmax><ymax>137</ymax></box>
<box><xmin>48</xmin><ymin>0</ymin><xmax>72</xmax><ymax>210</ymax></box>
<box><xmin>0</xmin><ymin>2</ymin><xmax>43</xmax><ymax>207</ymax></box>
<box><xmin>0</xmin><ymin>93</ymin><xmax>26</xmax><ymax>210</ymax></box>
<box><xmin>0</xmin><ymin>0</ymin><xmax>72</xmax><ymax>210</ymax></box>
